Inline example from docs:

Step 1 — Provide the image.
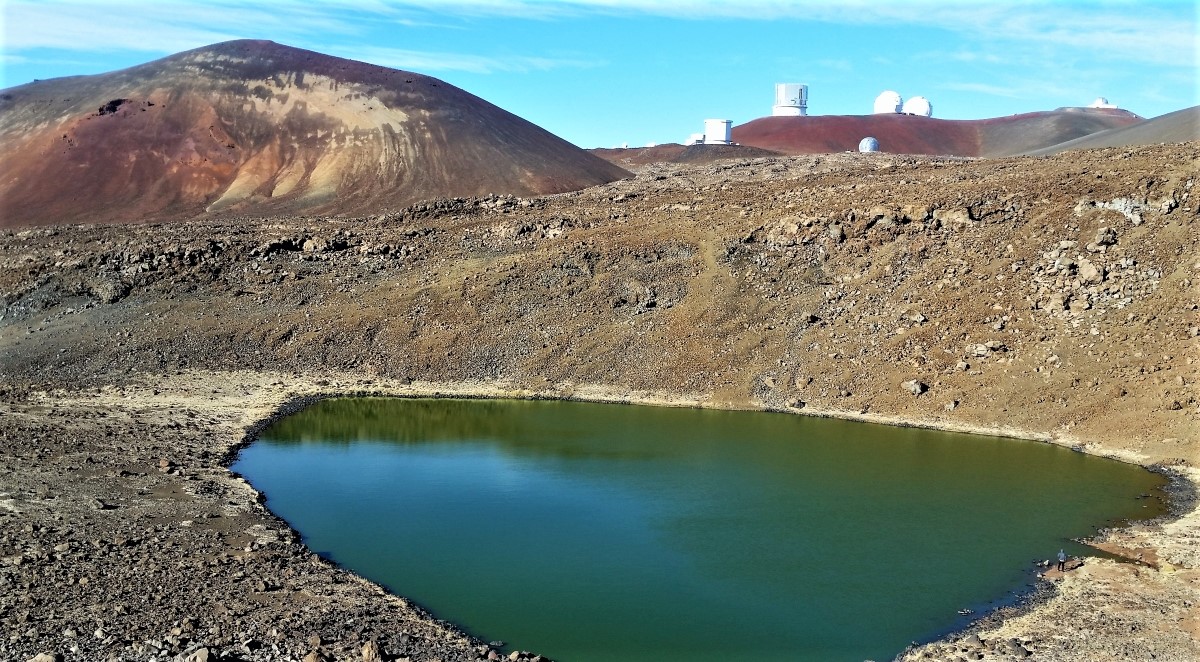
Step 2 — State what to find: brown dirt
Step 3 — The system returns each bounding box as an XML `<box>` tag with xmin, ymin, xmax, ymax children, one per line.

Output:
<box><xmin>0</xmin><ymin>143</ymin><xmax>1197</xmax><ymax>661</ymax></box>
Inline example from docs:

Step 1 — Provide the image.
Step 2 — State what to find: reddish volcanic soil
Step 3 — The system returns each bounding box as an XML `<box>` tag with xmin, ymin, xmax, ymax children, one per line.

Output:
<box><xmin>732</xmin><ymin>108</ymin><xmax>1142</xmax><ymax>158</ymax></box>
<box><xmin>0</xmin><ymin>40</ymin><xmax>629</xmax><ymax>228</ymax></box>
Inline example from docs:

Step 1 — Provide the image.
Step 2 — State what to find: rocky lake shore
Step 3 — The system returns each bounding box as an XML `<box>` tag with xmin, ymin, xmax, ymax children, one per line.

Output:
<box><xmin>2</xmin><ymin>144</ymin><xmax>1197</xmax><ymax>661</ymax></box>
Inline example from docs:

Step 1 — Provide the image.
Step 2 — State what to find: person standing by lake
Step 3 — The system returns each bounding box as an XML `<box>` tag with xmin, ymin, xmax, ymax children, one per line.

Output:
<box><xmin>1057</xmin><ymin>549</ymin><xmax>1067</xmax><ymax>572</ymax></box>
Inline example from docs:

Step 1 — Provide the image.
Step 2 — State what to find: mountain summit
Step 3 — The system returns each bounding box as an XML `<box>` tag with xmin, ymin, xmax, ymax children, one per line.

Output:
<box><xmin>0</xmin><ymin>40</ymin><xmax>629</xmax><ymax>227</ymax></box>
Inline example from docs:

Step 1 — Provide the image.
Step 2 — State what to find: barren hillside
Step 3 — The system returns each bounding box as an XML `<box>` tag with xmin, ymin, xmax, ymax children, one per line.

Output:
<box><xmin>1028</xmin><ymin>105</ymin><xmax>1200</xmax><ymax>156</ymax></box>
<box><xmin>732</xmin><ymin>108</ymin><xmax>1141</xmax><ymax>157</ymax></box>
<box><xmin>4</xmin><ymin>146</ymin><xmax>1194</xmax><ymax>451</ymax></box>
<box><xmin>0</xmin><ymin>143</ymin><xmax>1197</xmax><ymax>662</ymax></box>
<box><xmin>0</xmin><ymin>40</ymin><xmax>628</xmax><ymax>228</ymax></box>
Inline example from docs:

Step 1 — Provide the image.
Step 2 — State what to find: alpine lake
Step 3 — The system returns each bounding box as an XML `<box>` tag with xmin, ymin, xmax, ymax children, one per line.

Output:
<box><xmin>232</xmin><ymin>397</ymin><xmax>1167</xmax><ymax>662</ymax></box>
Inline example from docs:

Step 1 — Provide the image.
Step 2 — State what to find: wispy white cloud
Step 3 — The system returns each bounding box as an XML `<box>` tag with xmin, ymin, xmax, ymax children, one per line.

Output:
<box><xmin>1</xmin><ymin>0</ymin><xmax>599</xmax><ymax>75</ymax></box>
<box><xmin>3</xmin><ymin>0</ymin><xmax>1194</xmax><ymax>84</ymax></box>
<box><xmin>3</xmin><ymin>1</ymin><xmax>335</xmax><ymax>53</ymax></box>
<box><xmin>925</xmin><ymin>51</ymin><xmax>1006</xmax><ymax>66</ymax></box>
<box><xmin>816</xmin><ymin>58</ymin><xmax>853</xmax><ymax>73</ymax></box>
<box><xmin>8</xmin><ymin>1</ymin><xmax>1195</xmax><ymax>55</ymax></box>
<box><xmin>377</xmin><ymin>0</ymin><xmax>1196</xmax><ymax>69</ymax></box>
<box><xmin>940</xmin><ymin>82</ymin><xmax>1023</xmax><ymax>99</ymax></box>
<box><xmin>340</xmin><ymin>46</ymin><xmax>602</xmax><ymax>74</ymax></box>
<box><xmin>938</xmin><ymin>64</ymin><xmax>1118</xmax><ymax>110</ymax></box>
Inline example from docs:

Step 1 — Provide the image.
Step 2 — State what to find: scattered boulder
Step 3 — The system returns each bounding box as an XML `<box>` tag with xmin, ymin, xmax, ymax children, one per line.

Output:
<box><xmin>1078</xmin><ymin>258</ymin><xmax>1105</xmax><ymax>285</ymax></box>
<box><xmin>933</xmin><ymin>207</ymin><xmax>971</xmax><ymax>227</ymax></box>
<box><xmin>1004</xmin><ymin>638</ymin><xmax>1032</xmax><ymax>657</ymax></box>
<box><xmin>867</xmin><ymin>205</ymin><xmax>897</xmax><ymax>227</ymax></box>
<box><xmin>1041</xmin><ymin>293</ymin><xmax>1068</xmax><ymax>312</ymax></box>
<box><xmin>1093</xmin><ymin>197</ymin><xmax>1145</xmax><ymax>225</ymax></box>
<box><xmin>901</xmin><ymin>204</ymin><xmax>931</xmax><ymax>223</ymax></box>
<box><xmin>902</xmin><ymin>379</ymin><xmax>927</xmax><ymax>396</ymax></box>
<box><xmin>362</xmin><ymin>639</ymin><xmax>383</xmax><ymax>662</ymax></box>
<box><xmin>88</xmin><ymin>275</ymin><xmax>129</xmax><ymax>304</ymax></box>
<box><xmin>184</xmin><ymin>648</ymin><xmax>211</xmax><ymax>662</ymax></box>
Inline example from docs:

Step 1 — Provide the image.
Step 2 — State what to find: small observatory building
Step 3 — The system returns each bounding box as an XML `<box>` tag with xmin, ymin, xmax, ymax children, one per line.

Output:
<box><xmin>702</xmin><ymin>119</ymin><xmax>732</xmax><ymax>145</ymax></box>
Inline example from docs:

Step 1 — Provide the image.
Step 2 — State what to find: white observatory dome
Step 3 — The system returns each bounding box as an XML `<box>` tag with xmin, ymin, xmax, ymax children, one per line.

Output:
<box><xmin>902</xmin><ymin>96</ymin><xmax>932</xmax><ymax>117</ymax></box>
<box><xmin>773</xmin><ymin>83</ymin><xmax>809</xmax><ymax>117</ymax></box>
<box><xmin>1089</xmin><ymin>97</ymin><xmax>1117</xmax><ymax>109</ymax></box>
<box><xmin>858</xmin><ymin>137</ymin><xmax>880</xmax><ymax>152</ymax></box>
<box><xmin>873</xmin><ymin>91</ymin><xmax>903</xmax><ymax>114</ymax></box>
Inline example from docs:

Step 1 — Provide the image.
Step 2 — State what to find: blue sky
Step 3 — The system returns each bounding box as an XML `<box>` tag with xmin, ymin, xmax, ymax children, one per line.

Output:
<box><xmin>2</xmin><ymin>0</ymin><xmax>1197</xmax><ymax>148</ymax></box>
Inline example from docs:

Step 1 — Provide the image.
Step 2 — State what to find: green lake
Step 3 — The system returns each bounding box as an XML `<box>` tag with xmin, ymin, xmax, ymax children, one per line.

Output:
<box><xmin>232</xmin><ymin>398</ymin><xmax>1166</xmax><ymax>661</ymax></box>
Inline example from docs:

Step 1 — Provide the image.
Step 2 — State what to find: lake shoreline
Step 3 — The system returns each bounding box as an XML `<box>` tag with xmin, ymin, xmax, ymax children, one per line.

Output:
<box><xmin>4</xmin><ymin>368</ymin><xmax>1193</xmax><ymax>661</ymax></box>
<box><xmin>239</xmin><ymin>376</ymin><xmax>1198</xmax><ymax>661</ymax></box>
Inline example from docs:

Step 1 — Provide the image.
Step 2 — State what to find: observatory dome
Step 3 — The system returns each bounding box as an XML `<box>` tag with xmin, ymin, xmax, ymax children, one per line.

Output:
<box><xmin>902</xmin><ymin>96</ymin><xmax>932</xmax><ymax>117</ymax></box>
<box><xmin>873</xmin><ymin>91</ymin><xmax>903</xmax><ymax>114</ymax></box>
<box><xmin>858</xmin><ymin>137</ymin><xmax>880</xmax><ymax>152</ymax></box>
<box><xmin>772</xmin><ymin>83</ymin><xmax>809</xmax><ymax>117</ymax></box>
<box><xmin>1089</xmin><ymin>97</ymin><xmax>1117</xmax><ymax>109</ymax></box>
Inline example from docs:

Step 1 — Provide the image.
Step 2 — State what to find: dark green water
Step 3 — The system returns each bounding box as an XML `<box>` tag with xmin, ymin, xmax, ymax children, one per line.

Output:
<box><xmin>233</xmin><ymin>398</ymin><xmax>1165</xmax><ymax>662</ymax></box>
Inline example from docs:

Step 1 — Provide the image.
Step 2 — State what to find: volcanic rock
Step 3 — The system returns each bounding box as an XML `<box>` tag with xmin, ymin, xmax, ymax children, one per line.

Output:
<box><xmin>902</xmin><ymin>379</ymin><xmax>927</xmax><ymax>396</ymax></box>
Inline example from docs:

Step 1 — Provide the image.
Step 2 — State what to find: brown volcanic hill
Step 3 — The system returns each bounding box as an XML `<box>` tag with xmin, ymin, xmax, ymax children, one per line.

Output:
<box><xmin>591</xmin><ymin>143</ymin><xmax>782</xmax><ymax>169</ymax></box>
<box><xmin>731</xmin><ymin>108</ymin><xmax>1141</xmax><ymax>158</ymax></box>
<box><xmin>670</xmin><ymin>143</ymin><xmax>784</xmax><ymax>163</ymax></box>
<box><xmin>0</xmin><ymin>40</ymin><xmax>629</xmax><ymax>228</ymax></box>
<box><xmin>1024</xmin><ymin>106</ymin><xmax>1200</xmax><ymax>156</ymax></box>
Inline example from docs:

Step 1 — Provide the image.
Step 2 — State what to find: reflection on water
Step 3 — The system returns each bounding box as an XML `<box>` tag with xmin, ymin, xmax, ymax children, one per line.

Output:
<box><xmin>236</xmin><ymin>398</ymin><xmax>1166</xmax><ymax>662</ymax></box>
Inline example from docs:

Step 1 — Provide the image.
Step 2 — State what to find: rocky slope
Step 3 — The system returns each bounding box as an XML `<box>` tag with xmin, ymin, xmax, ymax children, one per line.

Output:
<box><xmin>0</xmin><ymin>40</ymin><xmax>628</xmax><ymax>229</ymax></box>
<box><xmin>0</xmin><ymin>142</ymin><xmax>1197</xmax><ymax>661</ymax></box>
